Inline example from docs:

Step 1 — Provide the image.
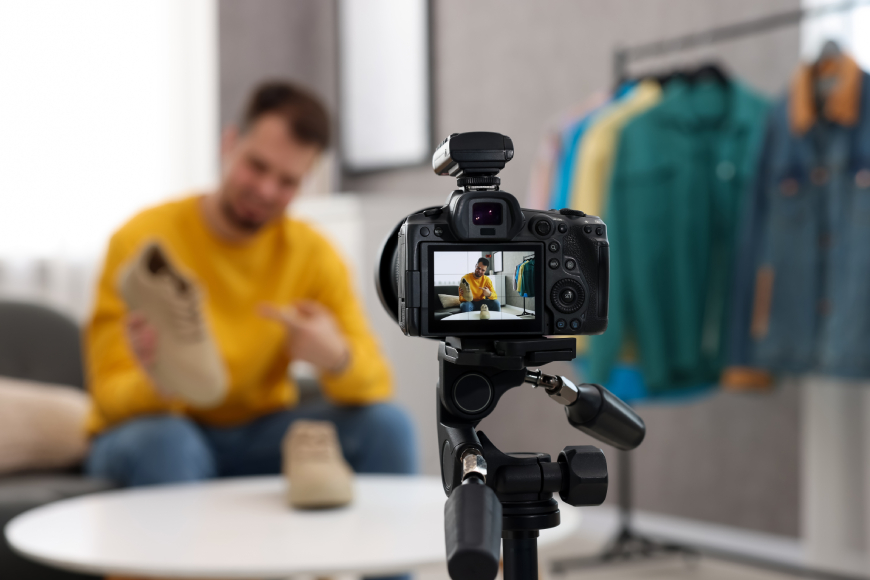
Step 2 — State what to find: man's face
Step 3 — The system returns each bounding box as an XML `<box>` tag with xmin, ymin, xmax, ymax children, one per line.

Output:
<box><xmin>218</xmin><ymin>114</ymin><xmax>320</xmax><ymax>232</ymax></box>
<box><xmin>473</xmin><ymin>261</ymin><xmax>487</xmax><ymax>278</ymax></box>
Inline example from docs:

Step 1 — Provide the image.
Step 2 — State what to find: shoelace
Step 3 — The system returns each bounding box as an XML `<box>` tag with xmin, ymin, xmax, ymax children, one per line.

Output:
<box><xmin>160</xmin><ymin>274</ymin><xmax>205</xmax><ymax>342</ymax></box>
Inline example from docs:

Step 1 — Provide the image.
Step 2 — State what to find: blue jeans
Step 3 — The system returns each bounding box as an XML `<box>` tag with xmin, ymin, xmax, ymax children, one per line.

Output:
<box><xmin>459</xmin><ymin>299</ymin><xmax>501</xmax><ymax>312</ymax></box>
<box><xmin>87</xmin><ymin>402</ymin><xmax>417</xmax><ymax>485</ymax></box>
<box><xmin>87</xmin><ymin>403</ymin><xmax>417</xmax><ymax>580</ymax></box>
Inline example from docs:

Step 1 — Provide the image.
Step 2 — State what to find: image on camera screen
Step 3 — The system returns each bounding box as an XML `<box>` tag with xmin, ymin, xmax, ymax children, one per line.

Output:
<box><xmin>433</xmin><ymin>251</ymin><xmax>536</xmax><ymax>321</ymax></box>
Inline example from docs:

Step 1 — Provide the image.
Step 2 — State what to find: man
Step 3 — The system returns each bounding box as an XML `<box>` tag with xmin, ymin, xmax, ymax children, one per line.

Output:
<box><xmin>458</xmin><ymin>257</ymin><xmax>501</xmax><ymax>313</ymax></box>
<box><xmin>85</xmin><ymin>81</ymin><xmax>416</xmax><ymax>487</ymax></box>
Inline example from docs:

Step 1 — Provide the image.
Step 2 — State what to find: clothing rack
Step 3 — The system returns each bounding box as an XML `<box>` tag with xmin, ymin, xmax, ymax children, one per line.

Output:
<box><xmin>553</xmin><ymin>3</ymin><xmax>870</xmax><ymax>580</ymax></box>
<box><xmin>613</xmin><ymin>0</ymin><xmax>870</xmax><ymax>84</ymax></box>
<box><xmin>519</xmin><ymin>255</ymin><xmax>534</xmax><ymax>316</ymax></box>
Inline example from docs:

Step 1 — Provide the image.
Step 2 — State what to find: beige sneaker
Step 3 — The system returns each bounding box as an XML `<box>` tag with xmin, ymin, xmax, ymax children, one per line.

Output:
<box><xmin>459</xmin><ymin>278</ymin><xmax>473</xmax><ymax>302</ymax></box>
<box><xmin>117</xmin><ymin>241</ymin><xmax>228</xmax><ymax>408</ymax></box>
<box><xmin>283</xmin><ymin>420</ymin><xmax>354</xmax><ymax>509</ymax></box>
<box><xmin>479</xmin><ymin>303</ymin><xmax>490</xmax><ymax>319</ymax></box>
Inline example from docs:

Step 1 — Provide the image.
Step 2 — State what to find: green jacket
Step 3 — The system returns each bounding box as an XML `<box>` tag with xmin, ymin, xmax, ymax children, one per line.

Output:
<box><xmin>588</xmin><ymin>79</ymin><xmax>769</xmax><ymax>393</ymax></box>
<box><xmin>521</xmin><ymin>259</ymin><xmax>535</xmax><ymax>297</ymax></box>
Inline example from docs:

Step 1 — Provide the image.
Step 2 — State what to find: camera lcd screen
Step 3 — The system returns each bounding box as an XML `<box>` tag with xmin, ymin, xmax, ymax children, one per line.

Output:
<box><xmin>426</xmin><ymin>244</ymin><xmax>543</xmax><ymax>335</ymax></box>
<box><xmin>472</xmin><ymin>202</ymin><xmax>503</xmax><ymax>226</ymax></box>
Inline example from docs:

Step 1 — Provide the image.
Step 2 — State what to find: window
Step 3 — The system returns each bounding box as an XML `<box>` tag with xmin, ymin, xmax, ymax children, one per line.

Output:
<box><xmin>338</xmin><ymin>0</ymin><xmax>430</xmax><ymax>171</ymax></box>
<box><xmin>0</xmin><ymin>0</ymin><xmax>218</xmax><ymax>260</ymax></box>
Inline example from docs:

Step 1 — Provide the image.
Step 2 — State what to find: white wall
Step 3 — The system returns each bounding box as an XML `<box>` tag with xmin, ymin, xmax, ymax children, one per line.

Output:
<box><xmin>0</xmin><ymin>0</ymin><xmax>218</xmax><ymax>319</ymax></box>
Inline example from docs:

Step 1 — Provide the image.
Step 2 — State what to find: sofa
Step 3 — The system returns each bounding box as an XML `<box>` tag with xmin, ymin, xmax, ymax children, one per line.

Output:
<box><xmin>433</xmin><ymin>284</ymin><xmax>462</xmax><ymax>320</ymax></box>
<box><xmin>0</xmin><ymin>301</ymin><xmax>112</xmax><ymax>580</ymax></box>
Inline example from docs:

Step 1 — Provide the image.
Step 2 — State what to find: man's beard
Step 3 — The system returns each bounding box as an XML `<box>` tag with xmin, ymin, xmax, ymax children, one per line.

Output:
<box><xmin>474</xmin><ymin>271</ymin><xmax>482</xmax><ymax>278</ymax></box>
<box><xmin>220</xmin><ymin>196</ymin><xmax>265</xmax><ymax>233</ymax></box>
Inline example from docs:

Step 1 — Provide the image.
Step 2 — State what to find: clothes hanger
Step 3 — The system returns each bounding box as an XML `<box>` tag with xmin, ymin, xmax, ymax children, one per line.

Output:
<box><xmin>687</xmin><ymin>62</ymin><xmax>730</xmax><ymax>86</ymax></box>
<box><xmin>817</xmin><ymin>39</ymin><xmax>843</xmax><ymax>63</ymax></box>
<box><xmin>813</xmin><ymin>39</ymin><xmax>843</xmax><ymax>106</ymax></box>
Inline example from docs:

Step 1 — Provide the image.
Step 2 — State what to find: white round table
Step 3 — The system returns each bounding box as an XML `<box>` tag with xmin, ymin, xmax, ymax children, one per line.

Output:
<box><xmin>441</xmin><ymin>312</ymin><xmax>522</xmax><ymax>321</ymax></box>
<box><xmin>5</xmin><ymin>475</ymin><xmax>581</xmax><ymax>578</ymax></box>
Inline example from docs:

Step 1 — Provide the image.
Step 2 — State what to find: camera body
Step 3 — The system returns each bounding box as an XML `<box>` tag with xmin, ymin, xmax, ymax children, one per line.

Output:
<box><xmin>375</xmin><ymin>131</ymin><xmax>609</xmax><ymax>339</ymax></box>
<box><xmin>396</xmin><ymin>189</ymin><xmax>610</xmax><ymax>338</ymax></box>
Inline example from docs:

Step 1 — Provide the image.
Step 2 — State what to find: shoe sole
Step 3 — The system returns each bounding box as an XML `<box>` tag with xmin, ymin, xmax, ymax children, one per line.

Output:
<box><xmin>289</xmin><ymin>479</ymin><xmax>353</xmax><ymax>509</ymax></box>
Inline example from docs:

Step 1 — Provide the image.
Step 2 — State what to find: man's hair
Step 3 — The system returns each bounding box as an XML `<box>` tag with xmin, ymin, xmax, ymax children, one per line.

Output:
<box><xmin>477</xmin><ymin>257</ymin><xmax>490</xmax><ymax>268</ymax></box>
<box><xmin>241</xmin><ymin>81</ymin><xmax>330</xmax><ymax>149</ymax></box>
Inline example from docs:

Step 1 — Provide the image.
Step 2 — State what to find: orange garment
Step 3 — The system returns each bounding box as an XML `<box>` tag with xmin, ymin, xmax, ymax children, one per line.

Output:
<box><xmin>790</xmin><ymin>53</ymin><xmax>861</xmax><ymax>135</ymax></box>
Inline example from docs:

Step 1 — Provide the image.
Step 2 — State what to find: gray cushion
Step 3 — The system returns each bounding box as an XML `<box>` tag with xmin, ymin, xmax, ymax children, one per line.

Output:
<box><xmin>0</xmin><ymin>301</ymin><xmax>84</xmax><ymax>389</ymax></box>
<box><xmin>433</xmin><ymin>285</ymin><xmax>462</xmax><ymax>319</ymax></box>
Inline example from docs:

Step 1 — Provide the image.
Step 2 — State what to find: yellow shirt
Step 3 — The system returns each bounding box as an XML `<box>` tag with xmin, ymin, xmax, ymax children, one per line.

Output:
<box><xmin>85</xmin><ymin>195</ymin><xmax>392</xmax><ymax>435</ymax></box>
<box><xmin>570</xmin><ymin>80</ymin><xmax>663</xmax><ymax>217</ymax></box>
<box><xmin>459</xmin><ymin>273</ymin><xmax>497</xmax><ymax>302</ymax></box>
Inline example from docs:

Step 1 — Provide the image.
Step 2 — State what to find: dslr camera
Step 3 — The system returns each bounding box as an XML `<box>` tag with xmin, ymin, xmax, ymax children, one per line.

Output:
<box><xmin>377</xmin><ymin>131</ymin><xmax>610</xmax><ymax>338</ymax></box>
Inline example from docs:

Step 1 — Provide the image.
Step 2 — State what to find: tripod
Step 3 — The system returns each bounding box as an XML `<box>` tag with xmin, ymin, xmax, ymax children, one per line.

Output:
<box><xmin>437</xmin><ymin>336</ymin><xmax>646</xmax><ymax>580</ymax></box>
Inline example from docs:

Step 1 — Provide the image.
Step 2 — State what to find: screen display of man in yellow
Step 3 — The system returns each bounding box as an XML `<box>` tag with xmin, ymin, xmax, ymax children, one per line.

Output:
<box><xmin>458</xmin><ymin>257</ymin><xmax>501</xmax><ymax>313</ymax></box>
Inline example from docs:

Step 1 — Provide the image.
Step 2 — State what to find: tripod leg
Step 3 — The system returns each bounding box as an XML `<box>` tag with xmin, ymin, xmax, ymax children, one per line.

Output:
<box><xmin>618</xmin><ymin>449</ymin><xmax>632</xmax><ymax>532</ymax></box>
<box><xmin>503</xmin><ymin>531</ymin><xmax>539</xmax><ymax>580</ymax></box>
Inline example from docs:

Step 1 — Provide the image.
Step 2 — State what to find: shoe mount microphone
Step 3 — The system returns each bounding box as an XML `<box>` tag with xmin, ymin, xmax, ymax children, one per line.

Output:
<box><xmin>437</xmin><ymin>336</ymin><xmax>646</xmax><ymax>580</ymax></box>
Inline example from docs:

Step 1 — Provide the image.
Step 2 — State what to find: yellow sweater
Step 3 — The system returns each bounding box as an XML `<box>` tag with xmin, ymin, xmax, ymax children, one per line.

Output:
<box><xmin>85</xmin><ymin>195</ymin><xmax>392</xmax><ymax>435</ymax></box>
<box><xmin>460</xmin><ymin>273</ymin><xmax>497</xmax><ymax>302</ymax></box>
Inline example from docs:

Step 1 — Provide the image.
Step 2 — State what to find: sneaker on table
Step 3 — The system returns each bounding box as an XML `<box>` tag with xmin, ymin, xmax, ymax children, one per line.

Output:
<box><xmin>283</xmin><ymin>420</ymin><xmax>354</xmax><ymax>509</ymax></box>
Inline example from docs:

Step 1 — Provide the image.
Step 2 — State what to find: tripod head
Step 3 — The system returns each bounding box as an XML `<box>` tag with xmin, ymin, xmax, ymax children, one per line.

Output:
<box><xmin>437</xmin><ymin>336</ymin><xmax>645</xmax><ymax>580</ymax></box>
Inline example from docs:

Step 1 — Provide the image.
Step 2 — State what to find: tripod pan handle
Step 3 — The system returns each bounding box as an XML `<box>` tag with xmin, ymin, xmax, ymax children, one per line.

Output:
<box><xmin>565</xmin><ymin>383</ymin><xmax>645</xmax><ymax>450</ymax></box>
<box><xmin>444</xmin><ymin>478</ymin><xmax>502</xmax><ymax>580</ymax></box>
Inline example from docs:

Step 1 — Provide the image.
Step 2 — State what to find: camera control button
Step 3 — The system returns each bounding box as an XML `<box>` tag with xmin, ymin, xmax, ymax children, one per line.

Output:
<box><xmin>548</xmin><ymin>241</ymin><xmax>560</xmax><ymax>253</ymax></box>
<box><xmin>564</xmin><ymin>258</ymin><xmax>576</xmax><ymax>270</ymax></box>
<box><xmin>548</xmin><ymin>258</ymin><xmax>559</xmax><ymax>269</ymax></box>
<box><xmin>420</xmin><ymin>227</ymin><xmax>430</xmax><ymax>237</ymax></box>
<box><xmin>434</xmin><ymin>226</ymin><xmax>444</xmax><ymax>237</ymax></box>
<box><xmin>558</xmin><ymin>223</ymin><xmax>568</xmax><ymax>234</ymax></box>
<box><xmin>596</xmin><ymin>226</ymin><xmax>604</xmax><ymax>236</ymax></box>
<box><xmin>570</xmin><ymin>319</ymin><xmax>581</xmax><ymax>331</ymax></box>
<box><xmin>551</xmin><ymin>279</ymin><xmax>585</xmax><ymax>313</ymax></box>
<box><xmin>534</xmin><ymin>220</ymin><xmax>552</xmax><ymax>236</ymax></box>
<box><xmin>556</xmin><ymin>319</ymin><xmax>567</xmax><ymax>331</ymax></box>
<box><xmin>584</xmin><ymin>225</ymin><xmax>592</xmax><ymax>234</ymax></box>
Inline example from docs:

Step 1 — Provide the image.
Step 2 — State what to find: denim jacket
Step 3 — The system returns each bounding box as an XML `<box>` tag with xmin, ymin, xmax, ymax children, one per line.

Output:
<box><xmin>727</xmin><ymin>69</ymin><xmax>870</xmax><ymax>379</ymax></box>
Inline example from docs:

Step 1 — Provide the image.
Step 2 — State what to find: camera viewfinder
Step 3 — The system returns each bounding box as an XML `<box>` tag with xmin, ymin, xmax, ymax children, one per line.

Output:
<box><xmin>472</xmin><ymin>203</ymin><xmax>503</xmax><ymax>226</ymax></box>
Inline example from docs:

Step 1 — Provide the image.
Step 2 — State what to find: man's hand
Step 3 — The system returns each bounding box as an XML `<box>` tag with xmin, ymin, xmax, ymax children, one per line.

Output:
<box><xmin>482</xmin><ymin>287</ymin><xmax>492</xmax><ymax>298</ymax></box>
<box><xmin>126</xmin><ymin>312</ymin><xmax>158</xmax><ymax>367</ymax></box>
<box><xmin>125</xmin><ymin>312</ymin><xmax>173</xmax><ymax>399</ymax></box>
<box><xmin>259</xmin><ymin>300</ymin><xmax>351</xmax><ymax>374</ymax></box>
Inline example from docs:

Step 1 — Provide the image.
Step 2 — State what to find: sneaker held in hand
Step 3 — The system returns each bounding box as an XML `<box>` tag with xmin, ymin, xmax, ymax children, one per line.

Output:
<box><xmin>118</xmin><ymin>240</ymin><xmax>228</xmax><ymax>408</ymax></box>
<box><xmin>459</xmin><ymin>278</ymin><xmax>473</xmax><ymax>302</ymax></box>
<box><xmin>283</xmin><ymin>420</ymin><xmax>354</xmax><ymax>509</ymax></box>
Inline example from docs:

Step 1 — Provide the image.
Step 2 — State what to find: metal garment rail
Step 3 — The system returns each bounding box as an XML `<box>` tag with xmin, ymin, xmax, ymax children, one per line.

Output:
<box><xmin>554</xmin><ymin>2</ymin><xmax>870</xmax><ymax>579</ymax></box>
<box><xmin>614</xmin><ymin>0</ymin><xmax>870</xmax><ymax>82</ymax></box>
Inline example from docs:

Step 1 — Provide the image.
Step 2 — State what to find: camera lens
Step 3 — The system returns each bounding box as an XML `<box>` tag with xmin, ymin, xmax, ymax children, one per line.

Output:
<box><xmin>472</xmin><ymin>203</ymin><xmax>503</xmax><ymax>226</ymax></box>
